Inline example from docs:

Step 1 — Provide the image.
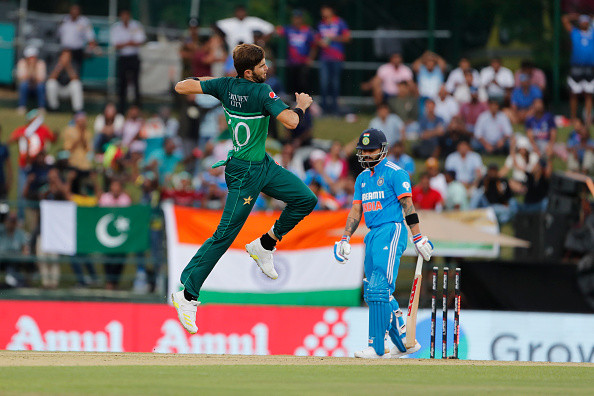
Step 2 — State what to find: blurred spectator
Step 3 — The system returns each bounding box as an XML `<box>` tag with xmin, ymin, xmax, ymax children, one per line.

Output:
<box><xmin>459</xmin><ymin>86</ymin><xmax>488</xmax><ymax>132</ymax></box>
<box><xmin>206</xmin><ymin>30</ymin><xmax>228</xmax><ymax>79</ymax></box>
<box><xmin>0</xmin><ymin>125</ymin><xmax>12</xmax><ymax>200</ymax></box>
<box><xmin>274</xmin><ymin>143</ymin><xmax>306</xmax><ymax>179</ymax></box>
<box><xmin>16</xmin><ymin>47</ymin><xmax>46</xmax><ymax>113</ymax></box>
<box><xmin>111</xmin><ymin>8</ymin><xmax>146</xmax><ymax>113</ymax></box>
<box><xmin>510</xmin><ymin>73</ymin><xmax>542</xmax><ymax>124</ymax></box>
<box><xmin>521</xmin><ymin>158</ymin><xmax>552</xmax><ymax>213</ymax></box>
<box><xmin>499</xmin><ymin>135</ymin><xmax>540</xmax><ymax>194</ymax></box>
<box><xmin>473</xmin><ymin>98</ymin><xmax>512</xmax><ymax>154</ymax></box>
<box><xmin>567</xmin><ymin>117</ymin><xmax>594</xmax><ymax>174</ymax></box>
<box><xmin>453</xmin><ymin>68</ymin><xmax>489</xmax><ymax>105</ymax></box>
<box><xmin>0</xmin><ymin>213</ymin><xmax>29</xmax><ymax>287</ymax></box>
<box><xmin>324</xmin><ymin>141</ymin><xmax>349</xmax><ymax>184</ymax></box>
<box><xmin>277</xmin><ymin>10</ymin><xmax>316</xmax><ymax>94</ymax></box>
<box><xmin>309</xmin><ymin>179</ymin><xmax>340</xmax><ymax>210</ymax></box>
<box><xmin>57</xmin><ymin>4</ymin><xmax>97</xmax><ymax>75</ymax></box>
<box><xmin>145</xmin><ymin>138</ymin><xmax>183</xmax><ymax>186</ymax></box>
<box><xmin>46</xmin><ymin>49</ymin><xmax>84</xmax><ymax>112</ymax></box>
<box><xmin>316</xmin><ymin>4</ymin><xmax>351</xmax><ymax>115</ymax></box>
<box><xmin>412</xmin><ymin>50</ymin><xmax>446</xmax><ymax>108</ymax></box>
<box><xmin>179</xmin><ymin>17</ymin><xmax>201</xmax><ymax>77</ymax></box>
<box><xmin>304</xmin><ymin>149</ymin><xmax>335</xmax><ymax>193</ymax></box>
<box><xmin>445</xmin><ymin>140</ymin><xmax>483</xmax><ymax>189</ymax></box>
<box><xmin>434</xmin><ymin>85</ymin><xmax>460</xmax><ymax>125</ymax></box>
<box><xmin>98</xmin><ymin>179</ymin><xmax>132</xmax><ymax>290</ymax></box>
<box><xmin>190</xmin><ymin>36</ymin><xmax>212</xmax><ymax>79</ymax></box>
<box><xmin>138</xmin><ymin>170</ymin><xmax>164</xmax><ymax>292</ymax></box>
<box><xmin>63</xmin><ymin>112</ymin><xmax>93</xmax><ymax>195</ymax></box>
<box><xmin>217</xmin><ymin>5</ymin><xmax>274</xmax><ymax>50</ymax></box>
<box><xmin>514</xmin><ymin>60</ymin><xmax>546</xmax><ymax>91</ymax></box>
<box><xmin>525</xmin><ymin>99</ymin><xmax>557</xmax><ymax>157</ymax></box>
<box><xmin>412</xmin><ymin>172</ymin><xmax>443</xmax><ymax>211</ymax></box>
<box><xmin>444</xmin><ymin>170</ymin><xmax>468</xmax><ymax>211</ymax></box>
<box><xmin>388</xmin><ymin>80</ymin><xmax>419</xmax><ymax>139</ymax></box>
<box><xmin>563</xmin><ymin>13</ymin><xmax>594</xmax><ymax>124</ymax></box>
<box><xmin>368</xmin><ymin>103</ymin><xmax>404</xmax><ymax>147</ymax></box>
<box><xmin>94</xmin><ymin>113</ymin><xmax>120</xmax><ymax>154</ymax></box>
<box><xmin>161</xmin><ymin>171</ymin><xmax>201</xmax><ymax>207</ymax></box>
<box><xmin>470</xmin><ymin>163</ymin><xmax>517</xmax><ymax>224</ymax></box>
<box><xmin>425</xmin><ymin>157</ymin><xmax>448</xmax><ymax>200</ymax></box>
<box><xmin>436</xmin><ymin>115</ymin><xmax>472</xmax><ymax>159</ymax></box>
<box><xmin>362</xmin><ymin>52</ymin><xmax>414</xmax><ymax>106</ymax></box>
<box><xmin>23</xmin><ymin>151</ymin><xmax>50</xmax><ymax>202</ymax></box>
<box><xmin>413</xmin><ymin>99</ymin><xmax>445</xmax><ymax>159</ymax></box>
<box><xmin>9</xmin><ymin>110</ymin><xmax>56</xmax><ymax>219</ymax></box>
<box><xmin>120</xmin><ymin>105</ymin><xmax>145</xmax><ymax>152</ymax></box>
<box><xmin>94</xmin><ymin>103</ymin><xmax>124</xmax><ymax>154</ymax></box>
<box><xmin>445</xmin><ymin>58</ymin><xmax>479</xmax><ymax>94</ymax></box>
<box><xmin>387</xmin><ymin>141</ymin><xmax>415</xmax><ymax>177</ymax></box>
<box><xmin>479</xmin><ymin>57</ymin><xmax>514</xmax><ymax>101</ymax></box>
<box><xmin>142</xmin><ymin>108</ymin><xmax>179</xmax><ymax>160</ymax></box>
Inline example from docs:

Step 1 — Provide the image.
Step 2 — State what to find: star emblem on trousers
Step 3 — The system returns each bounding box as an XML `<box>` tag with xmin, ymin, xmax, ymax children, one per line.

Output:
<box><xmin>243</xmin><ymin>196</ymin><xmax>253</xmax><ymax>205</ymax></box>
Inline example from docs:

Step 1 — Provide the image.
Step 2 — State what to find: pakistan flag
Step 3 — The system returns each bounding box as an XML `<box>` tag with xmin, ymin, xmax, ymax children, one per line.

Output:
<box><xmin>40</xmin><ymin>201</ymin><xmax>150</xmax><ymax>255</ymax></box>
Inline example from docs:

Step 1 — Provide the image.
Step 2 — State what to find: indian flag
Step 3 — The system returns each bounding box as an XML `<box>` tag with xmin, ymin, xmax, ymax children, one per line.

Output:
<box><xmin>163</xmin><ymin>203</ymin><xmax>365</xmax><ymax>306</ymax></box>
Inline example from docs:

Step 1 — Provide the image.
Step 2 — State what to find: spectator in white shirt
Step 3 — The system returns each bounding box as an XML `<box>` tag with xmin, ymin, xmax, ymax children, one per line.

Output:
<box><xmin>362</xmin><ymin>52</ymin><xmax>414</xmax><ymax>105</ymax></box>
<box><xmin>480</xmin><ymin>57</ymin><xmax>514</xmax><ymax>101</ymax></box>
<box><xmin>16</xmin><ymin>47</ymin><xmax>47</xmax><ymax>113</ymax></box>
<box><xmin>426</xmin><ymin>157</ymin><xmax>448</xmax><ymax>200</ymax></box>
<box><xmin>499</xmin><ymin>135</ymin><xmax>540</xmax><ymax>194</ymax></box>
<box><xmin>473</xmin><ymin>98</ymin><xmax>513</xmax><ymax>154</ymax></box>
<box><xmin>58</xmin><ymin>4</ymin><xmax>97</xmax><ymax>75</ymax></box>
<box><xmin>445</xmin><ymin>58</ymin><xmax>479</xmax><ymax>94</ymax></box>
<box><xmin>445</xmin><ymin>140</ymin><xmax>484</xmax><ymax>188</ymax></box>
<box><xmin>217</xmin><ymin>5</ymin><xmax>275</xmax><ymax>50</ymax></box>
<box><xmin>368</xmin><ymin>103</ymin><xmax>404</xmax><ymax>147</ymax></box>
<box><xmin>110</xmin><ymin>8</ymin><xmax>146</xmax><ymax>113</ymax></box>
<box><xmin>434</xmin><ymin>85</ymin><xmax>460</xmax><ymax>125</ymax></box>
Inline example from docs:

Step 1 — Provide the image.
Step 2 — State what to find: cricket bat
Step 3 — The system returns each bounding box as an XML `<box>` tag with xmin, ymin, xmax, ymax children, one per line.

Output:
<box><xmin>405</xmin><ymin>255</ymin><xmax>424</xmax><ymax>349</ymax></box>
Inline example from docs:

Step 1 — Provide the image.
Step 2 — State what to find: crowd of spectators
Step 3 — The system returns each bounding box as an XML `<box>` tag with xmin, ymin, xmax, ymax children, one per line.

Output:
<box><xmin>1</xmin><ymin>7</ymin><xmax>593</xmax><ymax>291</ymax></box>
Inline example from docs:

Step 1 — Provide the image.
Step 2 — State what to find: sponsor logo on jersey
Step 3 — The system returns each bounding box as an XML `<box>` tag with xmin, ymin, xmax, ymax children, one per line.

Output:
<box><xmin>269</xmin><ymin>91</ymin><xmax>279</xmax><ymax>100</ymax></box>
<box><xmin>362</xmin><ymin>191</ymin><xmax>385</xmax><ymax>201</ymax></box>
<box><xmin>402</xmin><ymin>181</ymin><xmax>410</xmax><ymax>190</ymax></box>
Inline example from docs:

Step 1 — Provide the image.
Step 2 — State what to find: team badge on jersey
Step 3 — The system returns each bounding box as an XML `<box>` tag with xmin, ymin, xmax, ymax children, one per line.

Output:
<box><xmin>269</xmin><ymin>91</ymin><xmax>279</xmax><ymax>100</ymax></box>
<box><xmin>377</xmin><ymin>177</ymin><xmax>384</xmax><ymax>186</ymax></box>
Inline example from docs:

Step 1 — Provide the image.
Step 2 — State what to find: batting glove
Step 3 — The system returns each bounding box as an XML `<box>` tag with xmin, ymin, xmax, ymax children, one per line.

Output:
<box><xmin>413</xmin><ymin>233</ymin><xmax>434</xmax><ymax>261</ymax></box>
<box><xmin>334</xmin><ymin>235</ymin><xmax>351</xmax><ymax>264</ymax></box>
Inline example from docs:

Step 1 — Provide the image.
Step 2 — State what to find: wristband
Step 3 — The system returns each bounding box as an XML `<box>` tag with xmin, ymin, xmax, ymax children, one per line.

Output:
<box><xmin>341</xmin><ymin>235</ymin><xmax>350</xmax><ymax>243</ymax></box>
<box><xmin>405</xmin><ymin>213</ymin><xmax>419</xmax><ymax>226</ymax></box>
<box><xmin>293</xmin><ymin>108</ymin><xmax>304</xmax><ymax>124</ymax></box>
<box><xmin>412</xmin><ymin>233</ymin><xmax>423</xmax><ymax>243</ymax></box>
<box><xmin>184</xmin><ymin>77</ymin><xmax>200</xmax><ymax>81</ymax></box>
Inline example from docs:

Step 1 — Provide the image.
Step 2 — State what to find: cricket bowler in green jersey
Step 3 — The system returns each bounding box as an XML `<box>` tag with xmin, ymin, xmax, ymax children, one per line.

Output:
<box><xmin>172</xmin><ymin>44</ymin><xmax>317</xmax><ymax>333</ymax></box>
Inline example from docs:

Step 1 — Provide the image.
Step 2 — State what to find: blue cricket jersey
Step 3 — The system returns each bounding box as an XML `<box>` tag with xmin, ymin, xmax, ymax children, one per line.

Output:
<box><xmin>353</xmin><ymin>158</ymin><xmax>412</xmax><ymax>228</ymax></box>
<box><xmin>571</xmin><ymin>27</ymin><xmax>594</xmax><ymax>66</ymax></box>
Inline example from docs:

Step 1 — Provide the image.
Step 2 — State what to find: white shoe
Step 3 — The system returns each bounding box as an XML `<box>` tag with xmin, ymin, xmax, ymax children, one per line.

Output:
<box><xmin>171</xmin><ymin>290</ymin><xmax>199</xmax><ymax>334</ymax></box>
<box><xmin>246</xmin><ymin>238</ymin><xmax>278</xmax><ymax>279</ymax></box>
<box><xmin>354</xmin><ymin>346</ymin><xmax>391</xmax><ymax>359</ymax></box>
<box><xmin>390</xmin><ymin>341</ymin><xmax>421</xmax><ymax>358</ymax></box>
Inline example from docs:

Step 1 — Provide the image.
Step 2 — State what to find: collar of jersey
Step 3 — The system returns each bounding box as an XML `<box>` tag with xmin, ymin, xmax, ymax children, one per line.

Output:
<box><xmin>370</xmin><ymin>157</ymin><xmax>387</xmax><ymax>175</ymax></box>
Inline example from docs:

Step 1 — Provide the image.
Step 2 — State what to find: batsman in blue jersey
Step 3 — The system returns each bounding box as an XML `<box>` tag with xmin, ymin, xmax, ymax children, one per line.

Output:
<box><xmin>334</xmin><ymin>128</ymin><xmax>434</xmax><ymax>358</ymax></box>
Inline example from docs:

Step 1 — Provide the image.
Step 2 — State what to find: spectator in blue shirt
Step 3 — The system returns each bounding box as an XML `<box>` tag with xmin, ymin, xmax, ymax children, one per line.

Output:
<box><xmin>563</xmin><ymin>13</ymin><xmax>594</xmax><ymax>125</ymax></box>
<box><xmin>277</xmin><ymin>10</ymin><xmax>315</xmax><ymax>94</ymax></box>
<box><xmin>567</xmin><ymin>117</ymin><xmax>594</xmax><ymax>174</ymax></box>
<box><xmin>413</xmin><ymin>98</ymin><xmax>445</xmax><ymax>159</ymax></box>
<box><xmin>525</xmin><ymin>99</ymin><xmax>557</xmax><ymax>157</ymax></box>
<box><xmin>511</xmin><ymin>73</ymin><xmax>542</xmax><ymax>124</ymax></box>
<box><xmin>387</xmin><ymin>141</ymin><xmax>415</xmax><ymax>177</ymax></box>
<box><xmin>368</xmin><ymin>103</ymin><xmax>404</xmax><ymax>147</ymax></box>
<box><xmin>145</xmin><ymin>138</ymin><xmax>183</xmax><ymax>186</ymax></box>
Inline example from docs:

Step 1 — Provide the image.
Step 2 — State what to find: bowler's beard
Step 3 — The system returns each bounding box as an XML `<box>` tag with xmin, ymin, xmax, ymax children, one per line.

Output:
<box><xmin>252</xmin><ymin>72</ymin><xmax>267</xmax><ymax>83</ymax></box>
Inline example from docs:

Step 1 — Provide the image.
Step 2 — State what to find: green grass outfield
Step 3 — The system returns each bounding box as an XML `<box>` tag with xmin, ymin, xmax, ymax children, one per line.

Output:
<box><xmin>0</xmin><ymin>352</ymin><xmax>592</xmax><ymax>396</ymax></box>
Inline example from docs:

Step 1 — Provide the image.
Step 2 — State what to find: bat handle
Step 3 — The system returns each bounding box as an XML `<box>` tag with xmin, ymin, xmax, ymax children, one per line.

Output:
<box><xmin>414</xmin><ymin>255</ymin><xmax>424</xmax><ymax>276</ymax></box>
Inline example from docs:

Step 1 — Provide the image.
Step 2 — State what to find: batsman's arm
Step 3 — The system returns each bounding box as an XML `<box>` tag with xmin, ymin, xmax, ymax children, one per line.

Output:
<box><xmin>399</xmin><ymin>196</ymin><xmax>421</xmax><ymax>235</ymax></box>
<box><xmin>175</xmin><ymin>77</ymin><xmax>216</xmax><ymax>95</ymax></box>
<box><xmin>343</xmin><ymin>202</ymin><xmax>363</xmax><ymax>238</ymax></box>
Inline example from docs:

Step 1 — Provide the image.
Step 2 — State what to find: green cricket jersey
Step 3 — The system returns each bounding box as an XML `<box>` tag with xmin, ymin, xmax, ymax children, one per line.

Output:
<box><xmin>201</xmin><ymin>77</ymin><xmax>289</xmax><ymax>161</ymax></box>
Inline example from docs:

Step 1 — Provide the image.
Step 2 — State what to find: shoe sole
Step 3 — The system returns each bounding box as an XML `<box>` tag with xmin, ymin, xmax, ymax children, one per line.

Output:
<box><xmin>354</xmin><ymin>353</ymin><xmax>392</xmax><ymax>359</ymax></box>
<box><xmin>171</xmin><ymin>293</ymin><xmax>197</xmax><ymax>334</ymax></box>
<box><xmin>391</xmin><ymin>343</ymin><xmax>421</xmax><ymax>358</ymax></box>
<box><xmin>245</xmin><ymin>245</ymin><xmax>278</xmax><ymax>280</ymax></box>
